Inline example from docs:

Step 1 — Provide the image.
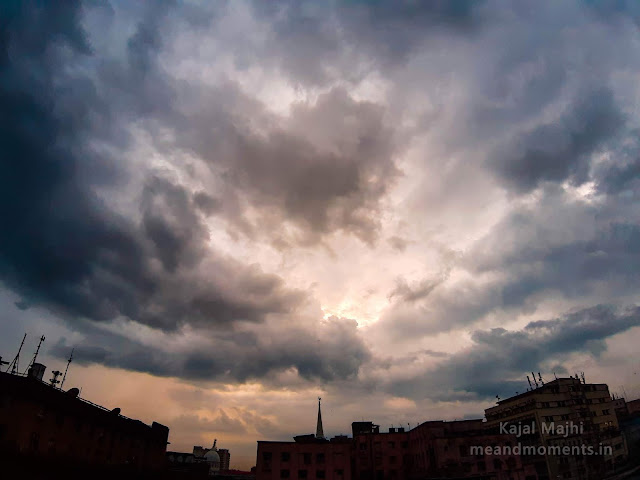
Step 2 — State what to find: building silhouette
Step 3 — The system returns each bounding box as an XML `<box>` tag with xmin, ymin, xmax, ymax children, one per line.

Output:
<box><xmin>0</xmin><ymin>365</ymin><xmax>169</xmax><ymax>477</ymax></box>
<box><xmin>257</xmin><ymin>402</ymin><xmax>538</xmax><ymax>480</ymax></box>
<box><xmin>485</xmin><ymin>376</ymin><xmax>628</xmax><ymax>479</ymax></box>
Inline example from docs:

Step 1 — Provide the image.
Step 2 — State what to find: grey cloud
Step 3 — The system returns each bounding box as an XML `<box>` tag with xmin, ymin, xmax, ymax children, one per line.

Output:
<box><xmin>388</xmin><ymin>268</ymin><xmax>451</xmax><ymax>303</ymax></box>
<box><xmin>49</xmin><ymin>316</ymin><xmax>371</xmax><ymax>384</ymax></box>
<box><xmin>0</xmin><ymin>1</ymin><xmax>307</xmax><ymax>335</ymax></box>
<box><xmin>388</xmin><ymin>236</ymin><xmax>409</xmax><ymax>252</ymax></box>
<box><xmin>169</xmin><ymin>86</ymin><xmax>399</xmax><ymax>245</ymax></box>
<box><xmin>490</xmin><ymin>88</ymin><xmax>626</xmax><ymax>192</ymax></box>
<box><xmin>376</xmin><ymin>181</ymin><xmax>640</xmax><ymax>341</ymax></box>
<box><xmin>250</xmin><ymin>0</ymin><xmax>482</xmax><ymax>86</ymax></box>
<box><xmin>387</xmin><ymin>304</ymin><xmax>640</xmax><ymax>401</ymax></box>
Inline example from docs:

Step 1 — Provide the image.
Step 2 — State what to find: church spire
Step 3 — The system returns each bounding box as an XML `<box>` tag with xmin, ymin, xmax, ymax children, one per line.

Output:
<box><xmin>315</xmin><ymin>397</ymin><xmax>324</xmax><ymax>439</ymax></box>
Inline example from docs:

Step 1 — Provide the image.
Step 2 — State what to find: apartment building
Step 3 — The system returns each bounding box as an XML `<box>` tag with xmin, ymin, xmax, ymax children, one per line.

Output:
<box><xmin>485</xmin><ymin>377</ymin><xmax>627</xmax><ymax>480</ymax></box>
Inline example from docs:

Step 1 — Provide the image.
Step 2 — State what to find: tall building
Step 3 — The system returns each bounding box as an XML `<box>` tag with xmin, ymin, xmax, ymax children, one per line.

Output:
<box><xmin>219</xmin><ymin>447</ymin><xmax>231</xmax><ymax>470</ymax></box>
<box><xmin>485</xmin><ymin>377</ymin><xmax>628</xmax><ymax>480</ymax></box>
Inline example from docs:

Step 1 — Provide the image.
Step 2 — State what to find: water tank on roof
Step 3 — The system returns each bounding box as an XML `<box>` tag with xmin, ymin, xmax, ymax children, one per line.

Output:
<box><xmin>27</xmin><ymin>363</ymin><xmax>46</xmax><ymax>381</ymax></box>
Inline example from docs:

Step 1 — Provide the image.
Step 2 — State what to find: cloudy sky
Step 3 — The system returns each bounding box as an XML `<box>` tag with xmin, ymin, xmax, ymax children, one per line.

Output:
<box><xmin>2</xmin><ymin>0</ymin><xmax>640</xmax><ymax>469</ymax></box>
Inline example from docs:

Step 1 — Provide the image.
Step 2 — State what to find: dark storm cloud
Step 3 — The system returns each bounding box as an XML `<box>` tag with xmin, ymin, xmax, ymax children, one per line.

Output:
<box><xmin>250</xmin><ymin>0</ymin><xmax>482</xmax><ymax>86</ymax></box>
<box><xmin>49</xmin><ymin>316</ymin><xmax>370</xmax><ymax>384</ymax></box>
<box><xmin>0</xmin><ymin>2</ymin><xmax>306</xmax><ymax>332</ymax></box>
<box><xmin>387</xmin><ymin>305</ymin><xmax>640</xmax><ymax>401</ymax></box>
<box><xmin>490</xmin><ymin>88</ymin><xmax>626</xmax><ymax>192</ymax></box>
<box><xmin>470</xmin><ymin>186</ymin><xmax>640</xmax><ymax>306</ymax></box>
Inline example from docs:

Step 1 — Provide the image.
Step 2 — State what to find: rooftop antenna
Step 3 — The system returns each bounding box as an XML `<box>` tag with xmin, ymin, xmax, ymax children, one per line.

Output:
<box><xmin>553</xmin><ymin>372</ymin><xmax>558</xmax><ymax>380</ymax></box>
<box><xmin>60</xmin><ymin>348</ymin><xmax>74</xmax><ymax>390</ymax></box>
<box><xmin>49</xmin><ymin>370</ymin><xmax>61</xmax><ymax>388</ymax></box>
<box><xmin>538</xmin><ymin>372</ymin><xmax>544</xmax><ymax>385</ymax></box>
<box><xmin>0</xmin><ymin>356</ymin><xmax>8</xmax><ymax>370</ymax></box>
<box><xmin>25</xmin><ymin>335</ymin><xmax>45</xmax><ymax>374</ymax></box>
<box><xmin>531</xmin><ymin>372</ymin><xmax>539</xmax><ymax>388</ymax></box>
<box><xmin>7</xmin><ymin>333</ymin><xmax>27</xmax><ymax>374</ymax></box>
<box><xmin>580</xmin><ymin>372</ymin><xmax>586</xmax><ymax>384</ymax></box>
<box><xmin>526</xmin><ymin>375</ymin><xmax>533</xmax><ymax>389</ymax></box>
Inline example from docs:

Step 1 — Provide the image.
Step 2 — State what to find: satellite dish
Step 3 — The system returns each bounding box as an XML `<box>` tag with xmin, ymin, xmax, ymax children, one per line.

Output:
<box><xmin>111</xmin><ymin>407</ymin><xmax>121</xmax><ymax>415</ymax></box>
<box><xmin>66</xmin><ymin>388</ymin><xmax>80</xmax><ymax>398</ymax></box>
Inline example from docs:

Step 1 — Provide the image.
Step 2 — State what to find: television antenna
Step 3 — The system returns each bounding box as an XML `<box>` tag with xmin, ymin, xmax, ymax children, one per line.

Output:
<box><xmin>6</xmin><ymin>333</ymin><xmax>27</xmax><ymax>374</ymax></box>
<box><xmin>25</xmin><ymin>335</ymin><xmax>45</xmax><ymax>374</ymax></box>
<box><xmin>60</xmin><ymin>348</ymin><xmax>74</xmax><ymax>390</ymax></box>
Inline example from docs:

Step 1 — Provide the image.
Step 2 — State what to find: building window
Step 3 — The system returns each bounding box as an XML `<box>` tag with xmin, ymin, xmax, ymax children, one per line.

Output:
<box><xmin>316</xmin><ymin>470</ymin><xmax>325</xmax><ymax>479</ymax></box>
<box><xmin>298</xmin><ymin>470</ymin><xmax>308</xmax><ymax>479</ymax></box>
<box><xmin>561</xmin><ymin>414</ymin><xmax>569</xmax><ymax>420</ymax></box>
<box><xmin>493</xmin><ymin>459</ymin><xmax>502</xmax><ymax>470</ymax></box>
<box><xmin>316</xmin><ymin>453</ymin><xmax>325</xmax><ymax>463</ymax></box>
<box><xmin>390</xmin><ymin>456</ymin><xmax>397</xmax><ymax>464</ymax></box>
<box><xmin>263</xmin><ymin>452</ymin><xmax>272</xmax><ymax>461</ymax></box>
<box><xmin>281</xmin><ymin>452</ymin><xmax>291</xmax><ymax>462</ymax></box>
<box><xmin>542</xmin><ymin>402</ymin><xmax>550</xmax><ymax>408</ymax></box>
<box><xmin>359</xmin><ymin>443</ymin><xmax>366</xmax><ymax>451</ymax></box>
<box><xmin>280</xmin><ymin>469</ymin><xmax>290</xmax><ymax>478</ymax></box>
<box><xmin>401</xmin><ymin>441</ymin><xmax>408</xmax><ymax>449</ymax></box>
<box><xmin>602</xmin><ymin>409</ymin><xmax>610</xmax><ymax>415</ymax></box>
<box><xmin>544</xmin><ymin>416</ymin><xmax>554</xmax><ymax>422</ymax></box>
<box><xmin>388</xmin><ymin>441</ymin><xmax>395</xmax><ymax>448</ymax></box>
<box><xmin>459</xmin><ymin>445</ymin><xmax>468</xmax><ymax>456</ymax></box>
<box><xmin>335</xmin><ymin>469</ymin><xmax>344</xmax><ymax>477</ymax></box>
<box><xmin>477</xmin><ymin>461</ymin><xmax>486</xmax><ymax>471</ymax></box>
<box><xmin>303</xmin><ymin>453</ymin><xmax>312</xmax><ymax>465</ymax></box>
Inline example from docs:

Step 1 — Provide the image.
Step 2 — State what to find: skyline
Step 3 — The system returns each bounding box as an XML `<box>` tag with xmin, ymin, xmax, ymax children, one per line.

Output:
<box><xmin>2</xmin><ymin>0</ymin><xmax>640</xmax><ymax>470</ymax></box>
